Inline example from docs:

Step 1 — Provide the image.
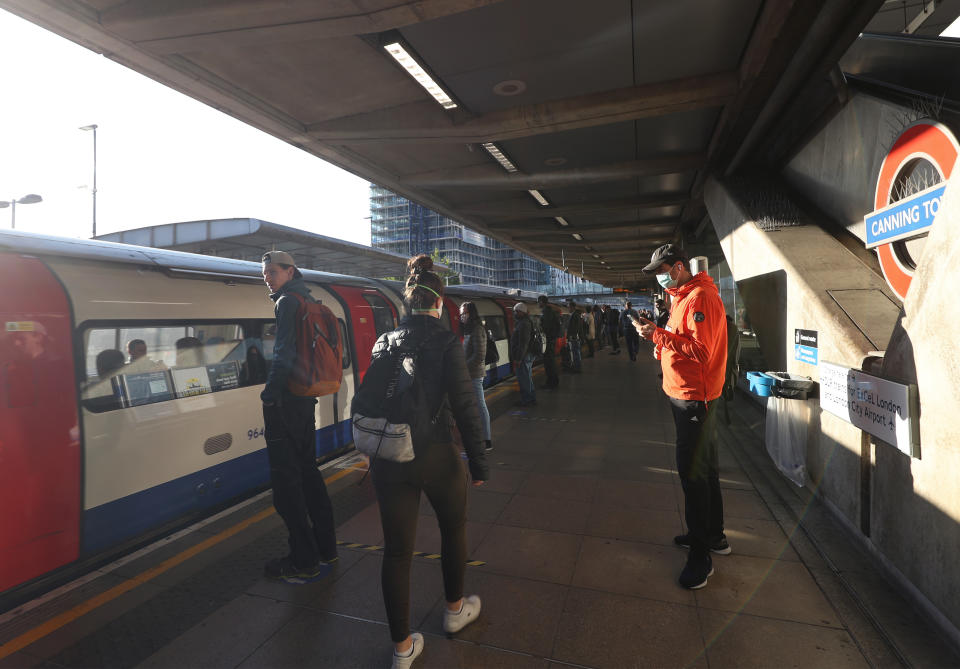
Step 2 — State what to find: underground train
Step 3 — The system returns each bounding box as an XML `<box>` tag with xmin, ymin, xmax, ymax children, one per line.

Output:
<box><xmin>0</xmin><ymin>229</ymin><xmax>569</xmax><ymax>606</ymax></box>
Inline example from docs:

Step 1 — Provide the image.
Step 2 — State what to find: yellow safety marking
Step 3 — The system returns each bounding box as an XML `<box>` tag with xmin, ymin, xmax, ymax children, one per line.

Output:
<box><xmin>336</xmin><ymin>541</ymin><xmax>484</xmax><ymax>566</ymax></box>
<box><xmin>0</xmin><ymin>461</ymin><xmax>369</xmax><ymax>661</ymax></box>
<box><xmin>0</xmin><ymin>506</ymin><xmax>276</xmax><ymax>661</ymax></box>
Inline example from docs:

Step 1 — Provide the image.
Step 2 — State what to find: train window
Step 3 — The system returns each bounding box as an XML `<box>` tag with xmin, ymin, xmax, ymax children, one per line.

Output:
<box><xmin>338</xmin><ymin>319</ymin><xmax>351</xmax><ymax>369</ymax></box>
<box><xmin>484</xmin><ymin>316</ymin><xmax>508</xmax><ymax>340</ymax></box>
<box><xmin>362</xmin><ymin>294</ymin><xmax>396</xmax><ymax>336</ymax></box>
<box><xmin>81</xmin><ymin>323</ymin><xmax>250</xmax><ymax>412</ymax></box>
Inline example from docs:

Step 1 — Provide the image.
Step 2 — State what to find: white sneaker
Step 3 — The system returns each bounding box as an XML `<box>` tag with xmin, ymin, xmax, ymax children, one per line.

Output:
<box><xmin>443</xmin><ymin>595</ymin><xmax>482</xmax><ymax>634</ymax></box>
<box><xmin>391</xmin><ymin>632</ymin><xmax>424</xmax><ymax>669</ymax></box>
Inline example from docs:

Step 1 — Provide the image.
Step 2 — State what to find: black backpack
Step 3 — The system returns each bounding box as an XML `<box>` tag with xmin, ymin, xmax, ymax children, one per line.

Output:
<box><xmin>352</xmin><ymin>341</ymin><xmax>422</xmax><ymax>426</ymax></box>
<box><xmin>484</xmin><ymin>329</ymin><xmax>500</xmax><ymax>365</ymax></box>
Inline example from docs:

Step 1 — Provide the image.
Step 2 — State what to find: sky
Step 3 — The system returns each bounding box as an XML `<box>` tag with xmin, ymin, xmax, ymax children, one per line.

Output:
<box><xmin>0</xmin><ymin>9</ymin><xmax>371</xmax><ymax>244</ymax></box>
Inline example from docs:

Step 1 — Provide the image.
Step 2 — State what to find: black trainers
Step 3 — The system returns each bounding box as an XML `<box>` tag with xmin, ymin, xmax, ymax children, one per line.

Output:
<box><xmin>678</xmin><ymin>553</ymin><xmax>713</xmax><ymax>589</ymax></box>
<box><xmin>264</xmin><ymin>556</ymin><xmax>323</xmax><ymax>582</ymax></box>
<box><xmin>673</xmin><ymin>533</ymin><xmax>732</xmax><ymax>555</ymax></box>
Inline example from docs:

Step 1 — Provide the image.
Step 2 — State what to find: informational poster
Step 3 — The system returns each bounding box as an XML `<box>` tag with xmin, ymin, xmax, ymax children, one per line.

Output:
<box><xmin>170</xmin><ymin>366</ymin><xmax>212</xmax><ymax>398</ymax></box>
<box><xmin>794</xmin><ymin>329</ymin><xmax>818</xmax><ymax>365</ymax></box>
<box><xmin>121</xmin><ymin>370</ymin><xmax>174</xmax><ymax>407</ymax></box>
<box><xmin>819</xmin><ymin>361</ymin><xmax>919</xmax><ymax>457</ymax></box>
<box><xmin>206</xmin><ymin>361</ymin><xmax>240</xmax><ymax>392</ymax></box>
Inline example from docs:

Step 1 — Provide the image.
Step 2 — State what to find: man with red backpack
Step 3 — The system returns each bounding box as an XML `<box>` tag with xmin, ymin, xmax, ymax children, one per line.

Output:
<box><xmin>261</xmin><ymin>251</ymin><xmax>339</xmax><ymax>582</ymax></box>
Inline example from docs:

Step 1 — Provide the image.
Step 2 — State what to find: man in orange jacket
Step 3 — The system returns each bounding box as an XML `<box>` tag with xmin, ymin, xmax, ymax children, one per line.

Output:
<box><xmin>633</xmin><ymin>244</ymin><xmax>728</xmax><ymax>590</ymax></box>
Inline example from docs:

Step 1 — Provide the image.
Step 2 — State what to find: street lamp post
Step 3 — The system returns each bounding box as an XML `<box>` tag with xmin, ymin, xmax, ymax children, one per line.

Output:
<box><xmin>79</xmin><ymin>124</ymin><xmax>97</xmax><ymax>237</ymax></box>
<box><xmin>0</xmin><ymin>194</ymin><xmax>43</xmax><ymax>229</ymax></box>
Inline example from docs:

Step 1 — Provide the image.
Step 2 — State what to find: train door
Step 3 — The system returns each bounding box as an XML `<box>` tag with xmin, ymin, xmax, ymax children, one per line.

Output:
<box><xmin>0</xmin><ymin>255</ymin><xmax>81</xmax><ymax>592</ymax></box>
<box><xmin>326</xmin><ymin>286</ymin><xmax>397</xmax><ymax>382</ymax></box>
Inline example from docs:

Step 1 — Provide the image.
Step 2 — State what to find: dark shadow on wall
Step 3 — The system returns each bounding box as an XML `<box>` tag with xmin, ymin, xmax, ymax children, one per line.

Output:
<box><xmin>737</xmin><ymin>270</ymin><xmax>788</xmax><ymax>371</ymax></box>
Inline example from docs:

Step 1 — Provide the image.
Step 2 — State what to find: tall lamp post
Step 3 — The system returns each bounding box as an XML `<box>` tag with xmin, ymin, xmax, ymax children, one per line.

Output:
<box><xmin>0</xmin><ymin>194</ymin><xmax>43</xmax><ymax>229</ymax></box>
<box><xmin>79</xmin><ymin>124</ymin><xmax>97</xmax><ymax>237</ymax></box>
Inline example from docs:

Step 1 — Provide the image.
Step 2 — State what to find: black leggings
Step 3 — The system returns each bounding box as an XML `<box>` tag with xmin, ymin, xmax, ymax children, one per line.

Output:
<box><xmin>371</xmin><ymin>441</ymin><xmax>468</xmax><ymax>642</ymax></box>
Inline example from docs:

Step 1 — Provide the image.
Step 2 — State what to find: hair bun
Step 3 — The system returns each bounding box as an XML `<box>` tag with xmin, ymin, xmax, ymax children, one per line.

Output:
<box><xmin>407</xmin><ymin>254</ymin><xmax>434</xmax><ymax>276</ymax></box>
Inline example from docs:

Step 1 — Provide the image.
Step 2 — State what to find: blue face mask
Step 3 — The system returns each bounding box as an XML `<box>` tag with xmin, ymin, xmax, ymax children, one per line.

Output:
<box><xmin>656</xmin><ymin>264</ymin><xmax>679</xmax><ymax>289</ymax></box>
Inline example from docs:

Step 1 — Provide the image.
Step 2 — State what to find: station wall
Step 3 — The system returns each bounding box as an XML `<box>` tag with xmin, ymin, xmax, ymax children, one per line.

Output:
<box><xmin>705</xmin><ymin>89</ymin><xmax>960</xmax><ymax>647</ymax></box>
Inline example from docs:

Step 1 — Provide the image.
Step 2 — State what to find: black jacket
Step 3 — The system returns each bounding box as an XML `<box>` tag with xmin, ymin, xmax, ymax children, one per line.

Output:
<box><xmin>262</xmin><ymin>278</ymin><xmax>313</xmax><ymax>403</ymax></box>
<box><xmin>461</xmin><ymin>319</ymin><xmax>487</xmax><ymax>379</ymax></box>
<box><xmin>540</xmin><ymin>306</ymin><xmax>561</xmax><ymax>340</ymax></box>
<box><xmin>370</xmin><ymin>315</ymin><xmax>489</xmax><ymax>481</ymax></box>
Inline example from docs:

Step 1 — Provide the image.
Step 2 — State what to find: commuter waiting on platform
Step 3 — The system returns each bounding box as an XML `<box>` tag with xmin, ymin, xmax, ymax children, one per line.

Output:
<box><xmin>583</xmin><ymin>302</ymin><xmax>596</xmax><ymax>357</ymax></box>
<box><xmin>655</xmin><ymin>299</ymin><xmax>670</xmax><ymax>328</ymax></box>
<box><xmin>634</xmin><ymin>243</ymin><xmax>729</xmax><ymax>590</ymax></box>
<box><xmin>605</xmin><ymin>304</ymin><xmax>621</xmax><ymax>354</ymax></box>
<box><xmin>565</xmin><ymin>300</ymin><xmax>583</xmax><ymax>372</ymax></box>
<box><xmin>460</xmin><ymin>301</ymin><xmax>493</xmax><ymax>451</ymax></box>
<box><xmin>511</xmin><ymin>302</ymin><xmax>537</xmax><ymax>406</ymax></box>
<box><xmin>260</xmin><ymin>250</ymin><xmax>338</xmax><ymax>582</ymax></box>
<box><xmin>365</xmin><ymin>255</ymin><xmax>488</xmax><ymax>668</ymax></box>
<box><xmin>620</xmin><ymin>301</ymin><xmax>641</xmax><ymax>361</ymax></box>
<box><xmin>538</xmin><ymin>295</ymin><xmax>560</xmax><ymax>390</ymax></box>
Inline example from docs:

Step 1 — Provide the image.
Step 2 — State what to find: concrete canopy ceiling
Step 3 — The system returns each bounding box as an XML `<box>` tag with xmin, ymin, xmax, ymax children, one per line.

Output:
<box><xmin>2</xmin><ymin>0</ymin><xmax>891</xmax><ymax>286</ymax></box>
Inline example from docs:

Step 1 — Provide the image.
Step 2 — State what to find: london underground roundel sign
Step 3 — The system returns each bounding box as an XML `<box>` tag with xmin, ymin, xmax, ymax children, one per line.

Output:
<box><xmin>869</xmin><ymin>120</ymin><xmax>959</xmax><ymax>301</ymax></box>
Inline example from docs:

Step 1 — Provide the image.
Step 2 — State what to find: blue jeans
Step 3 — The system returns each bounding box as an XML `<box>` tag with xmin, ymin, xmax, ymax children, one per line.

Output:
<box><xmin>470</xmin><ymin>377</ymin><xmax>492</xmax><ymax>441</ymax></box>
<box><xmin>517</xmin><ymin>354</ymin><xmax>536</xmax><ymax>403</ymax></box>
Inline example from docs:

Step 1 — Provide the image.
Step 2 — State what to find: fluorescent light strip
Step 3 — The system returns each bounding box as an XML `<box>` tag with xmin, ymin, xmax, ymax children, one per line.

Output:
<box><xmin>528</xmin><ymin>189</ymin><xmax>549</xmax><ymax>206</ymax></box>
<box><xmin>592</xmin><ymin>254</ymin><xmax>600</xmax><ymax>259</ymax></box>
<box><xmin>555</xmin><ymin>217</ymin><xmax>569</xmax><ymax>226</ymax></box>
<box><xmin>481</xmin><ymin>142</ymin><xmax>517</xmax><ymax>173</ymax></box>
<box><xmin>572</xmin><ymin>233</ymin><xmax>583</xmax><ymax>240</ymax></box>
<box><xmin>384</xmin><ymin>42</ymin><xmax>457</xmax><ymax>109</ymax></box>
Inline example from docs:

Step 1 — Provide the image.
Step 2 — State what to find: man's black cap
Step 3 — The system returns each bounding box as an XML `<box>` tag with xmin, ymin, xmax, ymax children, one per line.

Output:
<box><xmin>642</xmin><ymin>243</ymin><xmax>688</xmax><ymax>273</ymax></box>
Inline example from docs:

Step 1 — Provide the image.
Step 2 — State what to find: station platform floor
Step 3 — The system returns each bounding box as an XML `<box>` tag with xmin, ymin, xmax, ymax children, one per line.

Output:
<box><xmin>1</xmin><ymin>346</ymin><xmax>957</xmax><ymax>668</ymax></box>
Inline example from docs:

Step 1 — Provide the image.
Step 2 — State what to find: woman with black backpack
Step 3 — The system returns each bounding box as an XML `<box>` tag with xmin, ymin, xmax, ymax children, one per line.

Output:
<box><xmin>363</xmin><ymin>255</ymin><xmax>489</xmax><ymax>668</ymax></box>
<box><xmin>460</xmin><ymin>301</ymin><xmax>493</xmax><ymax>453</ymax></box>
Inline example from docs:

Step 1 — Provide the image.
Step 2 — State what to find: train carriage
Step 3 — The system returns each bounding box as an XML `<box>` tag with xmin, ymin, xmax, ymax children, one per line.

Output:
<box><xmin>0</xmin><ymin>230</ymin><xmax>560</xmax><ymax>606</ymax></box>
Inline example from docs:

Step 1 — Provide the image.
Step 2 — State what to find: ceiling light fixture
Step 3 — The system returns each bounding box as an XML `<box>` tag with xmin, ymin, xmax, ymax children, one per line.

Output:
<box><xmin>528</xmin><ymin>189</ymin><xmax>549</xmax><ymax>206</ymax></box>
<box><xmin>384</xmin><ymin>41</ymin><xmax>457</xmax><ymax>109</ymax></box>
<box><xmin>481</xmin><ymin>142</ymin><xmax>517</xmax><ymax>173</ymax></box>
<box><xmin>555</xmin><ymin>216</ymin><xmax>569</xmax><ymax>226</ymax></box>
<box><xmin>493</xmin><ymin>79</ymin><xmax>527</xmax><ymax>96</ymax></box>
<box><xmin>572</xmin><ymin>233</ymin><xmax>583</xmax><ymax>240</ymax></box>
<box><xmin>592</xmin><ymin>254</ymin><xmax>600</xmax><ymax>259</ymax></box>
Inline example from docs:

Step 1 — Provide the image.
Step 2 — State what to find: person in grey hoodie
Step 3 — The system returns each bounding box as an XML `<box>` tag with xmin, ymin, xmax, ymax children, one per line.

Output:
<box><xmin>460</xmin><ymin>301</ymin><xmax>492</xmax><ymax>451</ymax></box>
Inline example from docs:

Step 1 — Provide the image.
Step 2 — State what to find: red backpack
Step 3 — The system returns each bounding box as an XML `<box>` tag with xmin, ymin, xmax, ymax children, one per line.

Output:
<box><xmin>286</xmin><ymin>293</ymin><xmax>343</xmax><ymax>397</ymax></box>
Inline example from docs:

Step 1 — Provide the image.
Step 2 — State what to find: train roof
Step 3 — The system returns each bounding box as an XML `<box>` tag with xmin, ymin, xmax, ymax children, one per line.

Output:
<box><xmin>0</xmin><ymin>229</ymin><xmax>377</xmax><ymax>288</ymax></box>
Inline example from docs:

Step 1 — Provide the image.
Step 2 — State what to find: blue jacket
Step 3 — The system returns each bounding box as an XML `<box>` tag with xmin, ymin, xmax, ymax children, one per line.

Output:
<box><xmin>261</xmin><ymin>278</ymin><xmax>313</xmax><ymax>403</ymax></box>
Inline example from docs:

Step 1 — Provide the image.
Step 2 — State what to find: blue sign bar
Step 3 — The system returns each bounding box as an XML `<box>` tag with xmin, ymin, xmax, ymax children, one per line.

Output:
<box><xmin>795</xmin><ymin>345</ymin><xmax>818</xmax><ymax>365</ymax></box>
<box><xmin>865</xmin><ymin>183</ymin><xmax>945</xmax><ymax>249</ymax></box>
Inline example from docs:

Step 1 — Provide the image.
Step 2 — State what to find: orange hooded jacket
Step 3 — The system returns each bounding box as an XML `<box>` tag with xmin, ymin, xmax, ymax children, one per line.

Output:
<box><xmin>652</xmin><ymin>272</ymin><xmax>727</xmax><ymax>402</ymax></box>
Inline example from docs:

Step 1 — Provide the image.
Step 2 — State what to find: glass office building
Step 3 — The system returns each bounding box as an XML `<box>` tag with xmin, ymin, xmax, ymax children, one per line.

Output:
<box><xmin>370</xmin><ymin>185</ymin><xmax>609</xmax><ymax>294</ymax></box>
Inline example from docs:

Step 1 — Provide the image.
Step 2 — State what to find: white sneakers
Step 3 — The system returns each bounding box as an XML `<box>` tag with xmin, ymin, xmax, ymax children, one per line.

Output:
<box><xmin>391</xmin><ymin>632</ymin><xmax>424</xmax><ymax>669</ymax></box>
<box><xmin>390</xmin><ymin>595</ymin><xmax>481</xmax><ymax>668</ymax></box>
<box><xmin>443</xmin><ymin>594</ymin><xmax>482</xmax><ymax>634</ymax></box>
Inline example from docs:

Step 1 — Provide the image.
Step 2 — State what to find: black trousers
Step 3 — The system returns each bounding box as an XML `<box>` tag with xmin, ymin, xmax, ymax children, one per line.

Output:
<box><xmin>372</xmin><ymin>441</ymin><xmax>467</xmax><ymax>642</ymax></box>
<box><xmin>625</xmin><ymin>332</ymin><xmax>641</xmax><ymax>360</ymax></box>
<box><xmin>263</xmin><ymin>398</ymin><xmax>337</xmax><ymax>567</ymax></box>
<box><xmin>609</xmin><ymin>329</ymin><xmax>620</xmax><ymax>351</ymax></box>
<box><xmin>670</xmin><ymin>397</ymin><xmax>724</xmax><ymax>557</ymax></box>
<box><xmin>543</xmin><ymin>339</ymin><xmax>559</xmax><ymax>387</ymax></box>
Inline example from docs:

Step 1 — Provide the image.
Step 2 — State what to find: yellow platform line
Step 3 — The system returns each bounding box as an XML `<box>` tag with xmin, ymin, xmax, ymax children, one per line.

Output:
<box><xmin>0</xmin><ymin>462</ymin><xmax>367</xmax><ymax>661</ymax></box>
